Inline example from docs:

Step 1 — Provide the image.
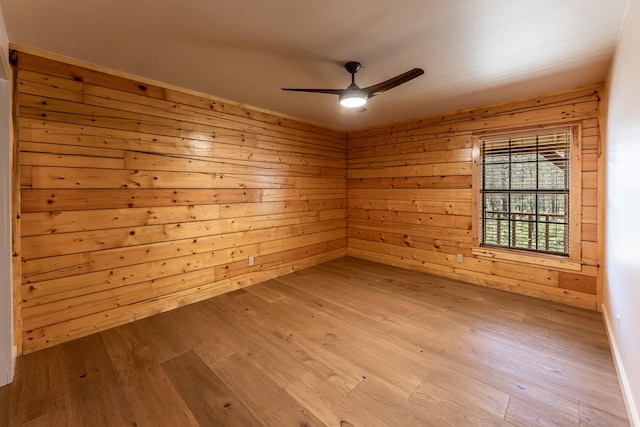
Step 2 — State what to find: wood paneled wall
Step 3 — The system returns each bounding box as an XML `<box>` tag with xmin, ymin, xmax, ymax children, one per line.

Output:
<box><xmin>14</xmin><ymin>50</ymin><xmax>347</xmax><ymax>354</ymax></box>
<box><xmin>347</xmin><ymin>85</ymin><xmax>602</xmax><ymax>310</ymax></box>
<box><xmin>12</xmin><ymin>48</ymin><xmax>604</xmax><ymax>354</ymax></box>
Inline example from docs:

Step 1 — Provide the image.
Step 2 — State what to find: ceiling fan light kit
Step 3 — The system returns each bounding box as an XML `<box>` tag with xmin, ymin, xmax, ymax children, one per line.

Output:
<box><xmin>339</xmin><ymin>86</ymin><xmax>368</xmax><ymax>108</ymax></box>
<box><xmin>282</xmin><ymin>61</ymin><xmax>424</xmax><ymax>112</ymax></box>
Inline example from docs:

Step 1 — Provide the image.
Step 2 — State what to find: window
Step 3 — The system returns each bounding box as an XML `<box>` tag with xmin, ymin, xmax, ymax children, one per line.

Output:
<box><xmin>478</xmin><ymin>129</ymin><xmax>575</xmax><ymax>256</ymax></box>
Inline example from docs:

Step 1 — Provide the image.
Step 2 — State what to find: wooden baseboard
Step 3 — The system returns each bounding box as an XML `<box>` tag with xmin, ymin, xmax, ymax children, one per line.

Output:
<box><xmin>602</xmin><ymin>303</ymin><xmax>639</xmax><ymax>426</ymax></box>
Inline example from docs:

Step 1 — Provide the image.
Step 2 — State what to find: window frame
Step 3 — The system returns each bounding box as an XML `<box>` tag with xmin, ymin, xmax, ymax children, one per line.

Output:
<box><xmin>471</xmin><ymin>124</ymin><xmax>582</xmax><ymax>271</ymax></box>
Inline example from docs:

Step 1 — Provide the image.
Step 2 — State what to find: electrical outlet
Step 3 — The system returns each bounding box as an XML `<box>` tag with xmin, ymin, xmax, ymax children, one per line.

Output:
<box><xmin>616</xmin><ymin>313</ymin><xmax>621</xmax><ymax>337</ymax></box>
<box><xmin>456</xmin><ymin>254</ymin><xmax>464</xmax><ymax>263</ymax></box>
<box><xmin>248</xmin><ymin>256</ymin><xmax>254</xmax><ymax>266</ymax></box>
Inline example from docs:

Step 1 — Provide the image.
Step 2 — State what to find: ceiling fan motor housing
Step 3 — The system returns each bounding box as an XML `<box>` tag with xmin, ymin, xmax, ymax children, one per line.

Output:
<box><xmin>344</xmin><ymin>61</ymin><xmax>362</xmax><ymax>75</ymax></box>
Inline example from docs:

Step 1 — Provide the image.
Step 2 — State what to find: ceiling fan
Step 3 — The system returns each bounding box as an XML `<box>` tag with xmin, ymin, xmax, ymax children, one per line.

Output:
<box><xmin>281</xmin><ymin>62</ymin><xmax>424</xmax><ymax>112</ymax></box>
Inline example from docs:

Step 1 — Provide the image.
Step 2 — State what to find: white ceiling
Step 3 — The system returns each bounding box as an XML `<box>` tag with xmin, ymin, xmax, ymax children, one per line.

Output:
<box><xmin>0</xmin><ymin>0</ymin><xmax>630</xmax><ymax>131</ymax></box>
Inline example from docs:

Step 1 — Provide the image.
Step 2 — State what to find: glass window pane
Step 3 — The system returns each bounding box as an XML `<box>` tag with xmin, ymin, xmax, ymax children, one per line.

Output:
<box><xmin>483</xmin><ymin>163</ymin><xmax>509</xmax><ymax>190</ymax></box>
<box><xmin>484</xmin><ymin>193</ymin><xmax>508</xmax><ymax>213</ymax></box>
<box><xmin>484</xmin><ymin>219</ymin><xmax>498</xmax><ymax>245</ymax></box>
<box><xmin>537</xmin><ymin>193</ymin><xmax>567</xmax><ymax>216</ymax></box>
<box><xmin>481</xmin><ymin>131</ymin><xmax>570</xmax><ymax>255</ymax></box>
<box><xmin>538</xmin><ymin>161</ymin><xmax>568</xmax><ymax>190</ymax></box>
<box><xmin>537</xmin><ymin>222</ymin><xmax>567</xmax><ymax>253</ymax></box>
<box><xmin>510</xmin><ymin>193</ymin><xmax>536</xmax><ymax>215</ymax></box>
<box><xmin>510</xmin><ymin>162</ymin><xmax>536</xmax><ymax>190</ymax></box>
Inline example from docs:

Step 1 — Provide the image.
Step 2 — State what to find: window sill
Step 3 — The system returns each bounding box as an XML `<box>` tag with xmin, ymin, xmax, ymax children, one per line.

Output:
<box><xmin>471</xmin><ymin>247</ymin><xmax>582</xmax><ymax>271</ymax></box>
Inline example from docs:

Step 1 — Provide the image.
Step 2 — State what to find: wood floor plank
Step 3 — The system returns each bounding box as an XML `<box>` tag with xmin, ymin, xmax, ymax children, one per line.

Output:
<box><xmin>285</xmin><ymin>371</ymin><xmax>389</xmax><ymax>427</ymax></box>
<box><xmin>208</xmin><ymin>353</ymin><xmax>325</xmax><ymax>426</ymax></box>
<box><xmin>132</xmin><ymin>301</ymin><xmax>240</xmax><ymax>364</ymax></box>
<box><xmin>409</xmin><ymin>379</ymin><xmax>513</xmax><ymax>426</ymax></box>
<box><xmin>198</xmin><ymin>290</ymin><xmax>363</xmax><ymax>393</ymax></box>
<box><xmin>21</xmin><ymin>410</ymin><xmax>71</xmax><ymax>427</ymax></box>
<box><xmin>130</xmin><ymin>310</ymin><xmax>192</xmax><ymax>364</ymax></box>
<box><xmin>347</xmin><ymin>376</ymin><xmax>455</xmax><ymax>427</ymax></box>
<box><xmin>200</xmin><ymin>293</ymin><xmax>312</xmax><ymax>389</ymax></box>
<box><xmin>244</xmin><ymin>280</ymin><xmax>289</xmax><ymax>302</ymax></box>
<box><xmin>0</xmin><ymin>378</ymin><xmax>16</xmax><ymax>426</ymax></box>
<box><xmin>409</xmin><ymin>370</ymin><xmax>511</xmax><ymax>419</ymax></box>
<box><xmin>100</xmin><ymin>324</ymin><xmax>200</xmax><ymax>426</ymax></box>
<box><xmin>0</xmin><ymin>257</ymin><xmax>629</xmax><ymax>426</ymax></box>
<box><xmin>271</xmin><ymin>277</ymin><xmax>539</xmax><ymax>423</ymax></box>
<box><xmin>205</xmin><ymin>289</ymin><xmax>366</xmax><ymax>395</ymax></box>
<box><xmin>505</xmin><ymin>394</ymin><xmax>579</xmax><ymax>426</ymax></box>
<box><xmin>161</xmin><ymin>350</ymin><xmax>264</xmax><ymax>427</ymax></box>
<box><xmin>263</xmin><ymin>263</ymin><xmax>628</xmax><ymax>425</ymax></box>
<box><xmin>60</xmin><ymin>333</ymin><xmax>136</xmax><ymax>426</ymax></box>
<box><xmin>579</xmin><ymin>402</ymin><xmax>631</xmax><ymax>427</ymax></box>
<box><xmin>229</xmin><ymin>284</ymin><xmax>424</xmax><ymax>398</ymax></box>
<box><xmin>1</xmin><ymin>346</ymin><xmax>70</xmax><ymax>426</ymax></box>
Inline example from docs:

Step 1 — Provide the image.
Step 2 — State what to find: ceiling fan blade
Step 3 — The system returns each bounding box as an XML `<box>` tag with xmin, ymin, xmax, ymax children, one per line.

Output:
<box><xmin>281</xmin><ymin>88</ymin><xmax>343</xmax><ymax>95</ymax></box>
<box><xmin>364</xmin><ymin>68</ymin><xmax>424</xmax><ymax>96</ymax></box>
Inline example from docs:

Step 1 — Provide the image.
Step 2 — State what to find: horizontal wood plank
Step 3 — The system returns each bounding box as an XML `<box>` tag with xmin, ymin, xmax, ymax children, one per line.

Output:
<box><xmin>21</xmin><ymin>188</ymin><xmax>262</xmax><ymax>212</ymax></box>
<box><xmin>14</xmin><ymin>49</ymin><xmax>347</xmax><ymax>352</ymax></box>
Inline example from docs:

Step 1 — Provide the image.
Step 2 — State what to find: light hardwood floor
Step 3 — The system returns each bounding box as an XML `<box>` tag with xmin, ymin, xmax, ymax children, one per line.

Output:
<box><xmin>0</xmin><ymin>257</ymin><xmax>629</xmax><ymax>426</ymax></box>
